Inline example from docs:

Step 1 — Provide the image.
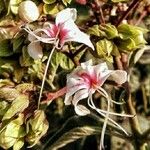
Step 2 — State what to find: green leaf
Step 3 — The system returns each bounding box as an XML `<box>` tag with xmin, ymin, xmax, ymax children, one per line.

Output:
<box><xmin>96</xmin><ymin>39</ymin><xmax>114</xmax><ymax>62</ymax></box>
<box><xmin>16</xmin><ymin>83</ymin><xmax>35</xmax><ymax>93</ymax></box>
<box><xmin>100</xmin><ymin>24</ymin><xmax>118</xmax><ymax>39</ymax></box>
<box><xmin>12</xmin><ymin>34</ymin><xmax>24</xmax><ymax>53</ymax></box>
<box><xmin>43</xmin><ymin>115</ymin><xmax>127</xmax><ymax>150</ymax></box>
<box><xmin>118</xmin><ymin>24</ymin><xmax>147</xmax><ymax>40</ymax></box>
<box><xmin>43</xmin><ymin>3</ymin><xmax>59</xmax><ymax>15</ymax></box>
<box><xmin>0</xmin><ymin>87</ymin><xmax>20</xmax><ymax>101</ymax></box>
<box><xmin>0</xmin><ymin>40</ymin><xmax>13</xmax><ymax>57</ymax></box>
<box><xmin>19</xmin><ymin>46</ymin><xmax>34</xmax><ymax>67</ymax></box>
<box><xmin>0</xmin><ymin>114</ymin><xmax>25</xmax><ymax>149</ymax></box>
<box><xmin>27</xmin><ymin>111</ymin><xmax>49</xmax><ymax>147</ymax></box>
<box><xmin>3</xmin><ymin>95</ymin><xmax>29</xmax><ymax>120</ymax></box>
<box><xmin>59</xmin><ymin>53</ymin><xmax>74</xmax><ymax>70</ymax></box>
<box><xmin>0</xmin><ymin>101</ymin><xmax>9</xmax><ymax>116</ymax></box>
<box><xmin>117</xmin><ymin>38</ymin><xmax>136</xmax><ymax>52</ymax></box>
<box><xmin>43</xmin><ymin>0</ymin><xmax>56</xmax><ymax>4</ymax></box>
<box><xmin>48</xmin><ymin>126</ymin><xmax>100</xmax><ymax>150</ymax></box>
<box><xmin>62</xmin><ymin>0</ymin><xmax>72</xmax><ymax>6</ymax></box>
<box><xmin>88</xmin><ymin>25</ymin><xmax>105</xmax><ymax>37</ymax></box>
<box><xmin>10</xmin><ymin>0</ymin><xmax>22</xmax><ymax>14</ymax></box>
<box><xmin>13</xmin><ymin>139</ymin><xmax>24</xmax><ymax>150</ymax></box>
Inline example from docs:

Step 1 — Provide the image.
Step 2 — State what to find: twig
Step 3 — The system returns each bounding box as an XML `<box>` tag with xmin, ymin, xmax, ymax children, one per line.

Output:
<box><xmin>116</xmin><ymin>0</ymin><xmax>142</xmax><ymax>26</ymax></box>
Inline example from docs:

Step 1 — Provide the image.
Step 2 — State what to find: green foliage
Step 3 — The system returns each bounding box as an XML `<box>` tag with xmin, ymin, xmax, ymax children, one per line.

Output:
<box><xmin>0</xmin><ymin>40</ymin><xmax>13</xmax><ymax>57</ymax></box>
<box><xmin>43</xmin><ymin>3</ymin><xmax>59</xmax><ymax>14</ymax></box>
<box><xmin>88</xmin><ymin>23</ymin><xmax>147</xmax><ymax>60</ymax></box>
<box><xmin>0</xmin><ymin>114</ymin><xmax>25</xmax><ymax>150</ymax></box>
<box><xmin>3</xmin><ymin>94</ymin><xmax>29</xmax><ymax>120</ymax></box>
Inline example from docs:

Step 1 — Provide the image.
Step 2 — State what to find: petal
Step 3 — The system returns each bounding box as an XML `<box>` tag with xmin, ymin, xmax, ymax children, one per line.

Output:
<box><xmin>108</xmin><ymin>70</ymin><xmax>127</xmax><ymax>84</ymax></box>
<box><xmin>81</xmin><ymin>59</ymin><xmax>93</xmax><ymax>69</ymax></box>
<box><xmin>75</xmin><ymin>104</ymin><xmax>90</xmax><ymax>116</ymax></box>
<box><xmin>64</xmin><ymin>96</ymin><xmax>73</xmax><ymax>105</ymax></box>
<box><xmin>55</xmin><ymin>8</ymin><xmax>77</xmax><ymax>25</ymax></box>
<box><xmin>64</xmin><ymin>81</ymin><xmax>88</xmax><ymax>105</ymax></box>
<box><xmin>63</xmin><ymin>20</ymin><xmax>94</xmax><ymax>50</ymax></box>
<box><xmin>27</xmin><ymin>42</ymin><xmax>43</xmax><ymax>59</ymax></box>
<box><xmin>72</xmin><ymin>89</ymin><xmax>89</xmax><ymax>106</ymax></box>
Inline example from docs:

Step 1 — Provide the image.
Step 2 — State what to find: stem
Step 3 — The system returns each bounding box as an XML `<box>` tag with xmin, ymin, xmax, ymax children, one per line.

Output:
<box><xmin>37</xmin><ymin>45</ymin><xmax>56</xmax><ymax>109</ymax></box>
<box><xmin>114</xmin><ymin>53</ymin><xmax>145</xmax><ymax>150</ymax></box>
<box><xmin>116</xmin><ymin>0</ymin><xmax>141</xmax><ymax>26</ymax></box>
<box><xmin>90</xmin><ymin>0</ymin><xmax>105</xmax><ymax>24</ymax></box>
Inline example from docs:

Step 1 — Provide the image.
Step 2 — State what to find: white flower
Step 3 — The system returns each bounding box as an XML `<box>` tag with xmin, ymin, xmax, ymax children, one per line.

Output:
<box><xmin>65</xmin><ymin>60</ymin><xmax>133</xmax><ymax>150</ymax></box>
<box><xmin>23</xmin><ymin>8</ymin><xmax>94</xmax><ymax>59</ymax></box>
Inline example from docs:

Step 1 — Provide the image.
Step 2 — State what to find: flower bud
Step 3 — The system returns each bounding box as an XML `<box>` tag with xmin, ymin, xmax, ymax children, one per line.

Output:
<box><xmin>18</xmin><ymin>1</ymin><xmax>39</xmax><ymax>22</ymax></box>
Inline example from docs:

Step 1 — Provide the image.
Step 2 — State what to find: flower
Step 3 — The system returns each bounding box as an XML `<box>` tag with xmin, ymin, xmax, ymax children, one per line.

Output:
<box><xmin>64</xmin><ymin>60</ymin><xmax>132</xmax><ymax>150</ymax></box>
<box><xmin>23</xmin><ymin>8</ymin><xmax>94</xmax><ymax>59</ymax></box>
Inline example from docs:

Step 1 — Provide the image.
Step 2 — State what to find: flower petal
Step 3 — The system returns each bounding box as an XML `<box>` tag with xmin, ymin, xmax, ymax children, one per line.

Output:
<box><xmin>72</xmin><ymin>89</ymin><xmax>89</xmax><ymax>106</ymax></box>
<box><xmin>63</xmin><ymin>20</ymin><xmax>94</xmax><ymax>50</ymax></box>
<box><xmin>27</xmin><ymin>42</ymin><xmax>43</xmax><ymax>59</ymax></box>
<box><xmin>108</xmin><ymin>70</ymin><xmax>127</xmax><ymax>84</ymax></box>
<box><xmin>55</xmin><ymin>8</ymin><xmax>77</xmax><ymax>25</ymax></box>
<box><xmin>75</xmin><ymin>104</ymin><xmax>90</xmax><ymax>116</ymax></box>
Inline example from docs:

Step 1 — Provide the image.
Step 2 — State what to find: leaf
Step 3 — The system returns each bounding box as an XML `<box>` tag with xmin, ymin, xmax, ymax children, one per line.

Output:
<box><xmin>3</xmin><ymin>95</ymin><xmax>29</xmax><ymax>120</ymax></box>
<box><xmin>12</xmin><ymin>34</ymin><xmax>24</xmax><ymax>53</ymax></box>
<box><xmin>43</xmin><ymin>115</ymin><xmax>128</xmax><ymax>150</ymax></box>
<box><xmin>19</xmin><ymin>46</ymin><xmax>34</xmax><ymax>67</ymax></box>
<box><xmin>129</xmin><ymin>45</ymin><xmax>150</xmax><ymax>66</ymax></box>
<box><xmin>0</xmin><ymin>87</ymin><xmax>20</xmax><ymax>101</ymax></box>
<box><xmin>0</xmin><ymin>101</ymin><xmax>9</xmax><ymax>116</ymax></box>
<box><xmin>0</xmin><ymin>114</ymin><xmax>25</xmax><ymax>149</ymax></box>
<box><xmin>43</xmin><ymin>3</ymin><xmax>59</xmax><ymax>15</ymax></box>
<box><xmin>59</xmin><ymin>53</ymin><xmax>74</xmax><ymax>70</ymax></box>
<box><xmin>62</xmin><ymin>0</ymin><xmax>72</xmax><ymax>6</ymax></box>
<box><xmin>10</xmin><ymin>0</ymin><xmax>22</xmax><ymax>14</ymax></box>
<box><xmin>43</xmin><ymin>0</ymin><xmax>56</xmax><ymax>4</ymax></box>
<box><xmin>100</xmin><ymin>24</ymin><xmax>118</xmax><ymax>39</ymax></box>
<box><xmin>96</xmin><ymin>39</ymin><xmax>114</xmax><ymax>62</ymax></box>
<box><xmin>16</xmin><ymin>83</ymin><xmax>35</xmax><ymax>93</ymax></box>
<box><xmin>117</xmin><ymin>38</ymin><xmax>136</xmax><ymax>52</ymax></box>
<box><xmin>48</xmin><ymin>126</ymin><xmax>100</xmax><ymax>150</ymax></box>
<box><xmin>0</xmin><ymin>39</ymin><xmax>13</xmax><ymax>57</ymax></box>
<box><xmin>13</xmin><ymin>139</ymin><xmax>24</xmax><ymax>150</ymax></box>
<box><xmin>118</xmin><ymin>24</ymin><xmax>147</xmax><ymax>40</ymax></box>
<box><xmin>88</xmin><ymin>25</ymin><xmax>105</xmax><ymax>37</ymax></box>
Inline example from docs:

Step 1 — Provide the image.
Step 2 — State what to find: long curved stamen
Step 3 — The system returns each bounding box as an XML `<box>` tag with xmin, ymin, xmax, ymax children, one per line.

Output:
<box><xmin>87</xmin><ymin>95</ymin><xmax>133</xmax><ymax>117</ymax></box>
<box><xmin>23</xmin><ymin>25</ymin><xmax>55</xmax><ymax>43</ymax></box>
<box><xmin>99</xmin><ymin>97</ymin><xmax>110</xmax><ymax>150</ymax></box>
<box><xmin>97</xmin><ymin>88</ymin><xmax>125</xmax><ymax>105</ymax></box>
<box><xmin>88</xmin><ymin>96</ymin><xmax>128</xmax><ymax>135</ymax></box>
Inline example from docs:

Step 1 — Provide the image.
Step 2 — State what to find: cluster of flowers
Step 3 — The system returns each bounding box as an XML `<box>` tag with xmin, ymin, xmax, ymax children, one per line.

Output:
<box><xmin>24</xmin><ymin>8</ymin><xmax>132</xmax><ymax>150</ymax></box>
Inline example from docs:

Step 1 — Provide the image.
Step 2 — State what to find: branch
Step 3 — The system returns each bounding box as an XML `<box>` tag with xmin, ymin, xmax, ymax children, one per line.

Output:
<box><xmin>116</xmin><ymin>0</ymin><xmax>142</xmax><ymax>26</ymax></box>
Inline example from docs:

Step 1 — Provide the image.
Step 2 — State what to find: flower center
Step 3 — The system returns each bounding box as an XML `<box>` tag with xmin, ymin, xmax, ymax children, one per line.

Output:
<box><xmin>47</xmin><ymin>24</ymin><xmax>69</xmax><ymax>45</ymax></box>
<box><xmin>80</xmin><ymin>72</ymin><xmax>98</xmax><ymax>89</ymax></box>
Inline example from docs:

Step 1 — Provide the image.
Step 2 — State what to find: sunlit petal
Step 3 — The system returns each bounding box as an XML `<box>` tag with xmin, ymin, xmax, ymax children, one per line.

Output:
<box><xmin>63</xmin><ymin>20</ymin><xmax>94</xmax><ymax>50</ymax></box>
<box><xmin>27</xmin><ymin>42</ymin><xmax>43</xmax><ymax>59</ymax></box>
<box><xmin>75</xmin><ymin>104</ymin><xmax>90</xmax><ymax>116</ymax></box>
<box><xmin>55</xmin><ymin>8</ymin><xmax>77</xmax><ymax>25</ymax></box>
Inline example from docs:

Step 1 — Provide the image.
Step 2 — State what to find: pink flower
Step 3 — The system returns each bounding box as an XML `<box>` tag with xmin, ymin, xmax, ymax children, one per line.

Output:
<box><xmin>23</xmin><ymin>8</ymin><xmax>94</xmax><ymax>59</ymax></box>
<box><xmin>65</xmin><ymin>60</ymin><xmax>133</xmax><ymax>150</ymax></box>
